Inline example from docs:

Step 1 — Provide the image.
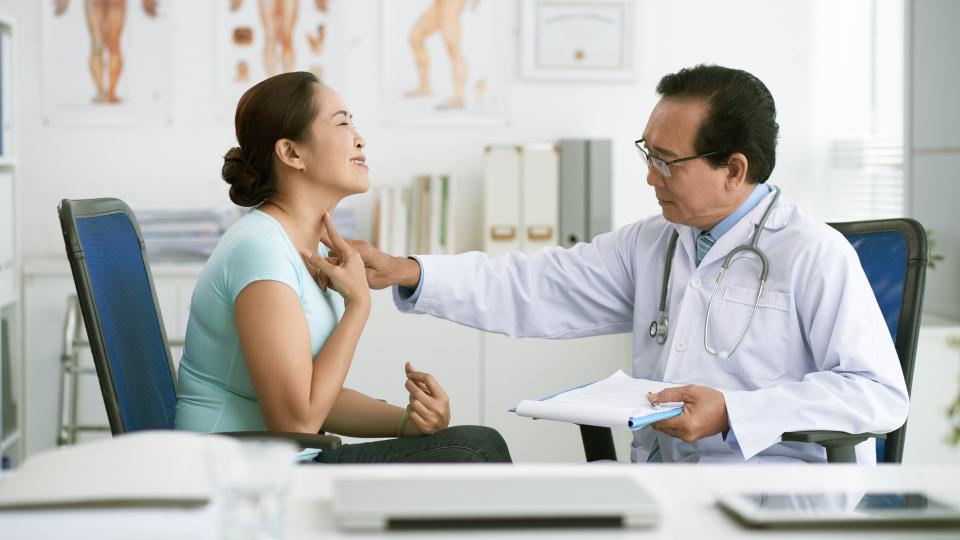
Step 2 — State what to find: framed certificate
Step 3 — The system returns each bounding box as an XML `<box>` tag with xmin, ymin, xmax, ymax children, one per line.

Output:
<box><xmin>520</xmin><ymin>0</ymin><xmax>636</xmax><ymax>82</ymax></box>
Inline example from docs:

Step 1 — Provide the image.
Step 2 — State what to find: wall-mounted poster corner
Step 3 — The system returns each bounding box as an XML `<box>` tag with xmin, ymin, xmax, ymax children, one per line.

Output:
<box><xmin>381</xmin><ymin>0</ymin><xmax>511</xmax><ymax>127</ymax></box>
<box><xmin>520</xmin><ymin>0</ymin><xmax>636</xmax><ymax>83</ymax></box>
<box><xmin>216</xmin><ymin>0</ymin><xmax>344</xmax><ymax>121</ymax></box>
<box><xmin>41</xmin><ymin>0</ymin><xmax>174</xmax><ymax>127</ymax></box>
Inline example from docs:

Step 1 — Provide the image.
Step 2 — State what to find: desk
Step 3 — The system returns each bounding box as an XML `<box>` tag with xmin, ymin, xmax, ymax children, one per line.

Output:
<box><xmin>2</xmin><ymin>464</ymin><xmax>959</xmax><ymax>539</ymax></box>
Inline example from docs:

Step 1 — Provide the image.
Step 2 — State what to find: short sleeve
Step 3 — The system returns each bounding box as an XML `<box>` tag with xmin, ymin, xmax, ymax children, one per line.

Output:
<box><xmin>223</xmin><ymin>234</ymin><xmax>302</xmax><ymax>303</ymax></box>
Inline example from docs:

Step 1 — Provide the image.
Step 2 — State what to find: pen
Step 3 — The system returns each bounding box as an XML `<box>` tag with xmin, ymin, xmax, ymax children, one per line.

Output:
<box><xmin>647</xmin><ymin>392</ymin><xmax>684</xmax><ymax>410</ymax></box>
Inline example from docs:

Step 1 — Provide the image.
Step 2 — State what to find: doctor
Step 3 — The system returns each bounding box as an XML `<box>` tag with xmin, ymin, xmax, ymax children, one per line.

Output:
<box><xmin>307</xmin><ymin>64</ymin><xmax>909</xmax><ymax>464</ymax></box>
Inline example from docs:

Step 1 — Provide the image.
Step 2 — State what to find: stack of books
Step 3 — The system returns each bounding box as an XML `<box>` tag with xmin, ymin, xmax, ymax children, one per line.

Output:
<box><xmin>374</xmin><ymin>175</ymin><xmax>455</xmax><ymax>256</ymax></box>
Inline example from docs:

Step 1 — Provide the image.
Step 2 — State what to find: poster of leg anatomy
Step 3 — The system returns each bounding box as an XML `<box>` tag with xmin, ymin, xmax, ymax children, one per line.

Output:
<box><xmin>216</xmin><ymin>0</ymin><xmax>343</xmax><ymax>119</ymax></box>
<box><xmin>382</xmin><ymin>0</ymin><xmax>510</xmax><ymax>127</ymax></box>
<box><xmin>41</xmin><ymin>0</ymin><xmax>174</xmax><ymax>127</ymax></box>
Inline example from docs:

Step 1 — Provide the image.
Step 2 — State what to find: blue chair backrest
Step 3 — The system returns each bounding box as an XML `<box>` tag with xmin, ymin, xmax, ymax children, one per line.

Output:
<box><xmin>831</xmin><ymin>220</ymin><xmax>927</xmax><ymax>463</ymax></box>
<box><xmin>844</xmin><ymin>231</ymin><xmax>907</xmax><ymax>348</ymax></box>
<box><xmin>59</xmin><ymin>199</ymin><xmax>178</xmax><ymax>433</ymax></box>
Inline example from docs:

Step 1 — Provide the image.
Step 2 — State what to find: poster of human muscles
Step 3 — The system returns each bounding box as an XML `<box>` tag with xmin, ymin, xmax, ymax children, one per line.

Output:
<box><xmin>381</xmin><ymin>0</ymin><xmax>510</xmax><ymax>127</ymax></box>
<box><xmin>216</xmin><ymin>0</ymin><xmax>343</xmax><ymax>118</ymax></box>
<box><xmin>41</xmin><ymin>0</ymin><xmax>174</xmax><ymax>126</ymax></box>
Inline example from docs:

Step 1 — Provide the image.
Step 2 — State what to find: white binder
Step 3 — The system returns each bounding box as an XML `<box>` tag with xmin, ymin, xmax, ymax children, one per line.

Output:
<box><xmin>521</xmin><ymin>144</ymin><xmax>559</xmax><ymax>255</ymax></box>
<box><xmin>483</xmin><ymin>146</ymin><xmax>522</xmax><ymax>256</ymax></box>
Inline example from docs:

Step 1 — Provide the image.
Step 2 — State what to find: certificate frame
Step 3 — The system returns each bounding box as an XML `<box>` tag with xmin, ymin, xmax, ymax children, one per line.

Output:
<box><xmin>519</xmin><ymin>0</ymin><xmax>637</xmax><ymax>82</ymax></box>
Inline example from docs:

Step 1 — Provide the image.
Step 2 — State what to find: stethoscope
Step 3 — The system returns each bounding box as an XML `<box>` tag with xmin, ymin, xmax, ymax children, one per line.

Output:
<box><xmin>648</xmin><ymin>186</ymin><xmax>781</xmax><ymax>360</ymax></box>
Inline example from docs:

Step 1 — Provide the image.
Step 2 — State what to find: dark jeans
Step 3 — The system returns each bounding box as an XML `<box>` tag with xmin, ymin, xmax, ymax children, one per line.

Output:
<box><xmin>314</xmin><ymin>425</ymin><xmax>512</xmax><ymax>464</ymax></box>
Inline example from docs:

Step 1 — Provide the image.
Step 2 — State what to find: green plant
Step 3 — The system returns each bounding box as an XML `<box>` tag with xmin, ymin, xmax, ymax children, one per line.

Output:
<box><xmin>949</xmin><ymin>337</ymin><xmax>960</xmax><ymax>446</ymax></box>
<box><xmin>927</xmin><ymin>230</ymin><xmax>958</xmax><ymax>444</ymax></box>
<box><xmin>927</xmin><ymin>229</ymin><xmax>945</xmax><ymax>270</ymax></box>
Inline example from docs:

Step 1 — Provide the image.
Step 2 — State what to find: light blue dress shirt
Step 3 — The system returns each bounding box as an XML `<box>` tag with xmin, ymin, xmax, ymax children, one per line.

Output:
<box><xmin>693</xmin><ymin>182</ymin><xmax>773</xmax><ymax>255</ymax></box>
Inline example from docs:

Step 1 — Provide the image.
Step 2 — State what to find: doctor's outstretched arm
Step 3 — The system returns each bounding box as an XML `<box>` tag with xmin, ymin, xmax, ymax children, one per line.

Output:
<box><xmin>332</xmin><ymin>223</ymin><xmax>645</xmax><ymax>339</ymax></box>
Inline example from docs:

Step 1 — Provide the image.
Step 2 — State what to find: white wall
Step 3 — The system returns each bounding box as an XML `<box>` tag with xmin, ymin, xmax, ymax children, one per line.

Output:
<box><xmin>2</xmin><ymin>0</ymin><xmax>827</xmax><ymax>260</ymax></box>
<box><xmin>907</xmin><ymin>0</ymin><xmax>960</xmax><ymax>321</ymax></box>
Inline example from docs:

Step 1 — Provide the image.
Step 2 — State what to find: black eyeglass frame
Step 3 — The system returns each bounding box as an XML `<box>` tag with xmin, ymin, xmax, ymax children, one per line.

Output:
<box><xmin>634</xmin><ymin>138</ymin><xmax>727</xmax><ymax>177</ymax></box>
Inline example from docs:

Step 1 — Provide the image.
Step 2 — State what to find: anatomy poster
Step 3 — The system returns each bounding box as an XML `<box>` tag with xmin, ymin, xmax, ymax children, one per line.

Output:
<box><xmin>216</xmin><ymin>0</ymin><xmax>343</xmax><ymax>119</ymax></box>
<box><xmin>381</xmin><ymin>0</ymin><xmax>510</xmax><ymax>126</ymax></box>
<box><xmin>41</xmin><ymin>0</ymin><xmax>174</xmax><ymax>126</ymax></box>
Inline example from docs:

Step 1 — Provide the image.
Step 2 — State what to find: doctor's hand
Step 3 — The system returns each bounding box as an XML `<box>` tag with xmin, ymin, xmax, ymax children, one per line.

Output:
<box><xmin>301</xmin><ymin>212</ymin><xmax>370</xmax><ymax>308</ymax></box>
<box><xmin>648</xmin><ymin>385</ymin><xmax>730</xmax><ymax>444</ymax></box>
<box><xmin>402</xmin><ymin>362</ymin><xmax>451</xmax><ymax>435</ymax></box>
<box><xmin>319</xmin><ymin>235</ymin><xmax>421</xmax><ymax>291</ymax></box>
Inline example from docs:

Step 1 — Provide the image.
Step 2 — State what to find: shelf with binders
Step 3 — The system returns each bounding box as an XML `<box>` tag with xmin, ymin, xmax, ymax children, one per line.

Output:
<box><xmin>482</xmin><ymin>140</ymin><xmax>613</xmax><ymax>257</ymax></box>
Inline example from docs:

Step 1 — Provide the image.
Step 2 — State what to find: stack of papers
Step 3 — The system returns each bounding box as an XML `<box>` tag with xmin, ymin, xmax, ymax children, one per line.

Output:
<box><xmin>135</xmin><ymin>206</ymin><xmax>246</xmax><ymax>262</ymax></box>
<box><xmin>514</xmin><ymin>370</ymin><xmax>684</xmax><ymax>430</ymax></box>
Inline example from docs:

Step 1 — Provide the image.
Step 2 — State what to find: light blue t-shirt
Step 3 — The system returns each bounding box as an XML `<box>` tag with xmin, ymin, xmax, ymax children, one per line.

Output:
<box><xmin>174</xmin><ymin>209</ymin><xmax>345</xmax><ymax>434</ymax></box>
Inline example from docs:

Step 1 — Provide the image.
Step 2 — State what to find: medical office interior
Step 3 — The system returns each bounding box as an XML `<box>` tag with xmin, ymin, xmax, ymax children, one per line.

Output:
<box><xmin>0</xmin><ymin>0</ymin><xmax>958</xmax><ymax>535</ymax></box>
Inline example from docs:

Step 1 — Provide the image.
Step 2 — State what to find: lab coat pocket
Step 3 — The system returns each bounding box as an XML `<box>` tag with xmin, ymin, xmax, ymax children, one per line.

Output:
<box><xmin>712</xmin><ymin>285</ymin><xmax>794</xmax><ymax>382</ymax></box>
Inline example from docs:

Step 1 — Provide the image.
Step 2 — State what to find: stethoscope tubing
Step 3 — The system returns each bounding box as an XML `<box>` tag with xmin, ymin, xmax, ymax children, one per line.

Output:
<box><xmin>650</xmin><ymin>186</ymin><xmax>781</xmax><ymax>359</ymax></box>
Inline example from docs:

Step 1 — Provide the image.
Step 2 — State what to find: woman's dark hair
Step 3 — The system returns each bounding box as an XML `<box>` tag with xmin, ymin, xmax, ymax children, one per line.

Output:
<box><xmin>656</xmin><ymin>64</ymin><xmax>779</xmax><ymax>183</ymax></box>
<box><xmin>222</xmin><ymin>71</ymin><xmax>321</xmax><ymax>207</ymax></box>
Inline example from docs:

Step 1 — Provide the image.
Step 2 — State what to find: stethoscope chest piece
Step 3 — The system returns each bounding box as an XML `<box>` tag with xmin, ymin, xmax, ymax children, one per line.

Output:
<box><xmin>649</xmin><ymin>317</ymin><xmax>668</xmax><ymax>344</ymax></box>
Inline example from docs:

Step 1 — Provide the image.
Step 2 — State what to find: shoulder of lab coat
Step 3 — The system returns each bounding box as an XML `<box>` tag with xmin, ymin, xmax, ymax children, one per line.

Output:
<box><xmin>392</xmin><ymin>218</ymin><xmax>654</xmax><ymax>339</ymax></box>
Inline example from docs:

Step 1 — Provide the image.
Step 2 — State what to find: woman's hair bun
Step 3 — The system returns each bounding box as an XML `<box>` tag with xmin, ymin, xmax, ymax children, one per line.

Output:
<box><xmin>222</xmin><ymin>146</ymin><xmax>270</xmax><ymax>207</ymax></box>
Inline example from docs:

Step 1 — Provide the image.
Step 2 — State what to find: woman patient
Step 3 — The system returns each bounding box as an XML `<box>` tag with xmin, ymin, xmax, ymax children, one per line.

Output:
<box><xmin>174</xmin><ymin>71</ymin><xmax>511</xmax><ymax>464</ymax></box>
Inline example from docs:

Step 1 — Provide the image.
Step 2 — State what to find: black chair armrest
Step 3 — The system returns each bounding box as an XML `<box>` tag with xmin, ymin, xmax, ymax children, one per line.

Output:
<box><xmin>584</xmin><ymin>427</ymin><xmax>886</xmax><ymax>463</ymax></box>
<box><xmin>216</xmin><ymin>431</ymin><xmax>343</xmax><ymax>450</ymax></box>
<box><xmin>781</xmin><ymin>430</ymin><xmax>885</xmax><ymax>463</ymax></box>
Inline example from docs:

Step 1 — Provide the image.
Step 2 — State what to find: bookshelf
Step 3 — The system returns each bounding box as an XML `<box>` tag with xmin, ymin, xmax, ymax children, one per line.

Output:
<box><xmin>0</xmin><ymin>8</ymin><xmax>20</xmax><ymax>469</ymax></box>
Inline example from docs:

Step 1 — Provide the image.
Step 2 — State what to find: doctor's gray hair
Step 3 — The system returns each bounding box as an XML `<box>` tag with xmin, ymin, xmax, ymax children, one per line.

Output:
<box><xmin>656</xmin><ymin>65</ymin><xmax>778</xmax><ymax>184</ymax></box>
<box><xmin>222</xmin><ymin>71</ymin><xmax>321</xmax><ymax>207</ymax></box>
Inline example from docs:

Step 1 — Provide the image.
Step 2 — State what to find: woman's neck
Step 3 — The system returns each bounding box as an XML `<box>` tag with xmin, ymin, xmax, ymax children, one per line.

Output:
<box><xmin>259</xmin><ymin>191</ymin><xmax>340</xmax><ymax>254</ymax></box>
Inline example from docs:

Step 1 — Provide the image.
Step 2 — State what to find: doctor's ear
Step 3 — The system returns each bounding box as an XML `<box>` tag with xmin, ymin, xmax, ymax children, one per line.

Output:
<box><xmin>275</xmin><ymin>138</ymin><xmax>305</xmax><ymax>172</ymax></box>
<box><xmin>723</xmin><ymin>152</ymin><xmax>750</xmax><ymax>188</ymax></box>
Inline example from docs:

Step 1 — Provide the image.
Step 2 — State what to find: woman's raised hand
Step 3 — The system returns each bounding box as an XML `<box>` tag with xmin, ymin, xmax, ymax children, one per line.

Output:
<box><xmin>403</xmin><ymin>362</ymin><xmax>451</xmax><ymax>435</ymax></box>
<box><xmin>301</xmin><ymin>212</ymin><xmax>370</xmax><ymax>308</ymax></box>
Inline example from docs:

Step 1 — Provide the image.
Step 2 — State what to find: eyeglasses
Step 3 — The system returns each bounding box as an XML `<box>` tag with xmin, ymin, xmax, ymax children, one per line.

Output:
<box><xmin>634</xmin><ymin>138</ymin><xmax>726</xmax><ymax>177</ymax></box>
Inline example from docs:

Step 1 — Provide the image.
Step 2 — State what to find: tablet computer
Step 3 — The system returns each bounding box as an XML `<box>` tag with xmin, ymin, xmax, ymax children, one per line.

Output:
<box><xmin>718</xmin><ymin>491</ymin><xmax>960</xmax><ymax>528</ymax></box>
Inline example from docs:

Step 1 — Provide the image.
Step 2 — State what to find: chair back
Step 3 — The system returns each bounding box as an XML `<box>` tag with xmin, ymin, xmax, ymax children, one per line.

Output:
<box><xmin>829</xmin><ymin>219</ymin><xmax>927</xmax><ymax>463</ymax></box>
<box><xmin>58</xmin><ymin>198</ymin><xmax>178</xmax><ymax>434</ymax></box>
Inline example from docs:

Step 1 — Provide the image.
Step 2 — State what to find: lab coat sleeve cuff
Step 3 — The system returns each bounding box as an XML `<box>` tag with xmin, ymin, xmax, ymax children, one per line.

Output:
<box><xmin>722</xmin><ymin>426</ymin><xmax>744</xmax><ymax>459</ymax></box>
<box><xmin>721</xmin><ymin>389</ymin><xmax>781</xmax><ymax>461</ymax></box>
<box><xmin>398</xmin><ymin>257</ymin><xmax>425</xmax><ymax>300</ymax></box>
<box><xmin>392</xmin><ymin>257</ymin><xmax>426</xmax><ymax>313</ymax></box>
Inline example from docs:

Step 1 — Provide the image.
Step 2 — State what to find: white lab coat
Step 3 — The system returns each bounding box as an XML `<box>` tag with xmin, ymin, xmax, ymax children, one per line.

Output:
<box><xmin>394</xmin><ymin>189</ymin><xmax>909</xmax><ymax>464</ymax></box>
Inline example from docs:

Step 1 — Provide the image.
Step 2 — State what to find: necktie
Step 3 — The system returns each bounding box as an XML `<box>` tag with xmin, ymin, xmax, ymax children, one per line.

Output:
<box><xmin>696</xmin><ymin>231</ymin><xmax>715</xmax><ymax>266</ymax></box>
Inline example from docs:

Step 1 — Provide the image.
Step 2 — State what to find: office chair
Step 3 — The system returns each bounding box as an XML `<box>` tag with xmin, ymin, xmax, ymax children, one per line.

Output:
<box><xmin>57</xmin><ymin>198</ymin><xmax>341</xmax><ymax>450</ymax></box>
<box><xmin>580</xmin><ymin>218</ymin><xmax>927</xmax><ymax>464</ymax></box>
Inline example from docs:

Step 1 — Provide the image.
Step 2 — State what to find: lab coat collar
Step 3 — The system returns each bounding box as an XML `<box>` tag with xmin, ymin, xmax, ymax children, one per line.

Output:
<box><xmin>668</xmin><ymin>184</ymin><xmax>788</xmax><ymax>236</ymax></box>
<box><xmin>668</xmin><ymin>184</ymin><xmax>789</xmax><ymax>270</ymax></box>
<box><xmin>746</xmin><ymin>185</ymin><xmax>789</xmax><ymax>231</ymax></box>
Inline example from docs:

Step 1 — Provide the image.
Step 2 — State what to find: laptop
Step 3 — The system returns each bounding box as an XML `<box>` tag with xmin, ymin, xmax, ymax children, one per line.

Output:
<box><xmin>332</xmin><ymin>474</ymin><xmax>659</xmax><ymax>531</ymax></box>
